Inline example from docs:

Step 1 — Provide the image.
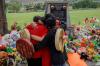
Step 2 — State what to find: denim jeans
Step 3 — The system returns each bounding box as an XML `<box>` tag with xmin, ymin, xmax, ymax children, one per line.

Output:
<box><xmin>52</xmin><ymin>62</ymin><xmax>69</xmax><ymax>66</ymax></box>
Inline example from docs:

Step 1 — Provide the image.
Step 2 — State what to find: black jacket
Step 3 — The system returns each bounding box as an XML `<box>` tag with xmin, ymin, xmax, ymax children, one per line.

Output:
<box><xmin>34</xmin><ymin>28</ymin><xmax>67</xmax><ymax>65</ymax></box>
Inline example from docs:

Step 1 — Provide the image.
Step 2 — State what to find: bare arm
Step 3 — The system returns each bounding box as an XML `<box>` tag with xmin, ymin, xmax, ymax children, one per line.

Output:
<box><xmin>34</xmin><ymin>31</ymin><xmax>52</xmax><ymax>51</ymax></box>
<box><xmin>31</xmin><ymin>35</ymin><xmax>44</xmax><ymax>41</ymax></box>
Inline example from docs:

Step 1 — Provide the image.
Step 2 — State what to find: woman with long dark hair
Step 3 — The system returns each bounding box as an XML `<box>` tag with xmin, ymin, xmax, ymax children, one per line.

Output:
<box><xmin>33</xmin><ymin>14</ymin><xmax>69</xmax><ymax>66</ymax></box>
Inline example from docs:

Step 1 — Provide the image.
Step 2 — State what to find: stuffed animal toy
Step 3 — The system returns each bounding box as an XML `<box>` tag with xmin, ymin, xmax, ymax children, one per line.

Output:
<box><xmin>2</xmin><ymin>34</ymin><xmax>13</xmax><ymax>47</ymax></box>
<box><xmin>10</xmin><ymin>30</ymin><xmax>20</xmax><ymax>41</ymax></box>
<box><xmin>10</xmin><ymin>30</ymin><xmax>20</xmax><ymax>48</ymax></box>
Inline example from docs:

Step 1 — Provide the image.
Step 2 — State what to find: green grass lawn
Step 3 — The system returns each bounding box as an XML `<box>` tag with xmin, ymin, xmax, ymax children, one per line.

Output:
<box><xmin>6</xmin><ymin>12</ymin><xmax>44</xmax><ymax>30</ymax></box>
<box><xmin>6</xmin><ymin>9</ymin><xmax>100</xmax><ymax>30</ymax></box>
<box><xmin>70</xmin><ymin>9</ymin><xmax>100</xmax><ymax>25</ymax></box>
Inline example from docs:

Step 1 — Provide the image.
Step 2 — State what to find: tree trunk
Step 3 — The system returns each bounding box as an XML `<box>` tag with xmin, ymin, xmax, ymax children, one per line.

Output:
<box><xmin>0</xmin><ymin>0</ymin><xmax>8</xmax><ymax>35</ymax></box>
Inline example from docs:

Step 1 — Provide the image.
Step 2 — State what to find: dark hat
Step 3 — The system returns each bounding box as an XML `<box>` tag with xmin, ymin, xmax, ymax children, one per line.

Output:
<box><xmin>44</xmin><ymin>17</ymin><xmax>56</xmax><ymax>29</ymax></box>
<box><xmin>43</xmin><ymin>14</ymin><xmax>56</xmax><ymax>29</ymax></box>
<box><xmin>45</xmin><ymin>13</ymin><xmax>56</xmax><ymax>20</ymax></box>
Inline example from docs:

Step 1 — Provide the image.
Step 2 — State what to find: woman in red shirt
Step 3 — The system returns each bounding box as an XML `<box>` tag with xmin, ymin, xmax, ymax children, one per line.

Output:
<box><xmin>26</xmin><ymin>16</ymin><xmax>51</xmax><ymax>66</ymax></box>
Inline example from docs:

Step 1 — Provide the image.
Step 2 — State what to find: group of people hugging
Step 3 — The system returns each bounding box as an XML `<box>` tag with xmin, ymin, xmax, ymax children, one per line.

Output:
<box><xmin>0</xmin><ymin>13</ymin><xmax>100</xmax><ymax>66</ymax></box>
<box><xmin>24</xmin><ymin>14</ymin><xmax>69</xmax><ymax>66</ymax></box>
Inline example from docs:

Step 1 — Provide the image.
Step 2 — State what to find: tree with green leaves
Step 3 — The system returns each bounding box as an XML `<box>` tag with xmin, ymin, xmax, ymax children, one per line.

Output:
<box><xmin>7</xmin><ymin>0</ymin><xmax>22</xmax><ymax>13</ymax></box>
<box><xmin>72</xmin><ymin>0</ymin><xmax>99</xmax><ymax>9</ymax></box>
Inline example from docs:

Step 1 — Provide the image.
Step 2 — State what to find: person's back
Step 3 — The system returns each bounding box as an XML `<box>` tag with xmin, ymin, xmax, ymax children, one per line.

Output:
<box><xmin>34</xmin><ymin>15</ymin><xmax>68</xmax><ymax>66</ymax></box>
<box><xmin>48</xmin><ymin>28</ymin><xmax>67</xmax><ymax>65</ymax></box>
<box><xmin>34</xmin><ymin>28</ymin><xmax>67</xmax><ymax>66</ymax></box>
<box><xmin>36</xmin><ymin>23</ymin><xmax>51</xmax><ymax>66</ymax></box>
